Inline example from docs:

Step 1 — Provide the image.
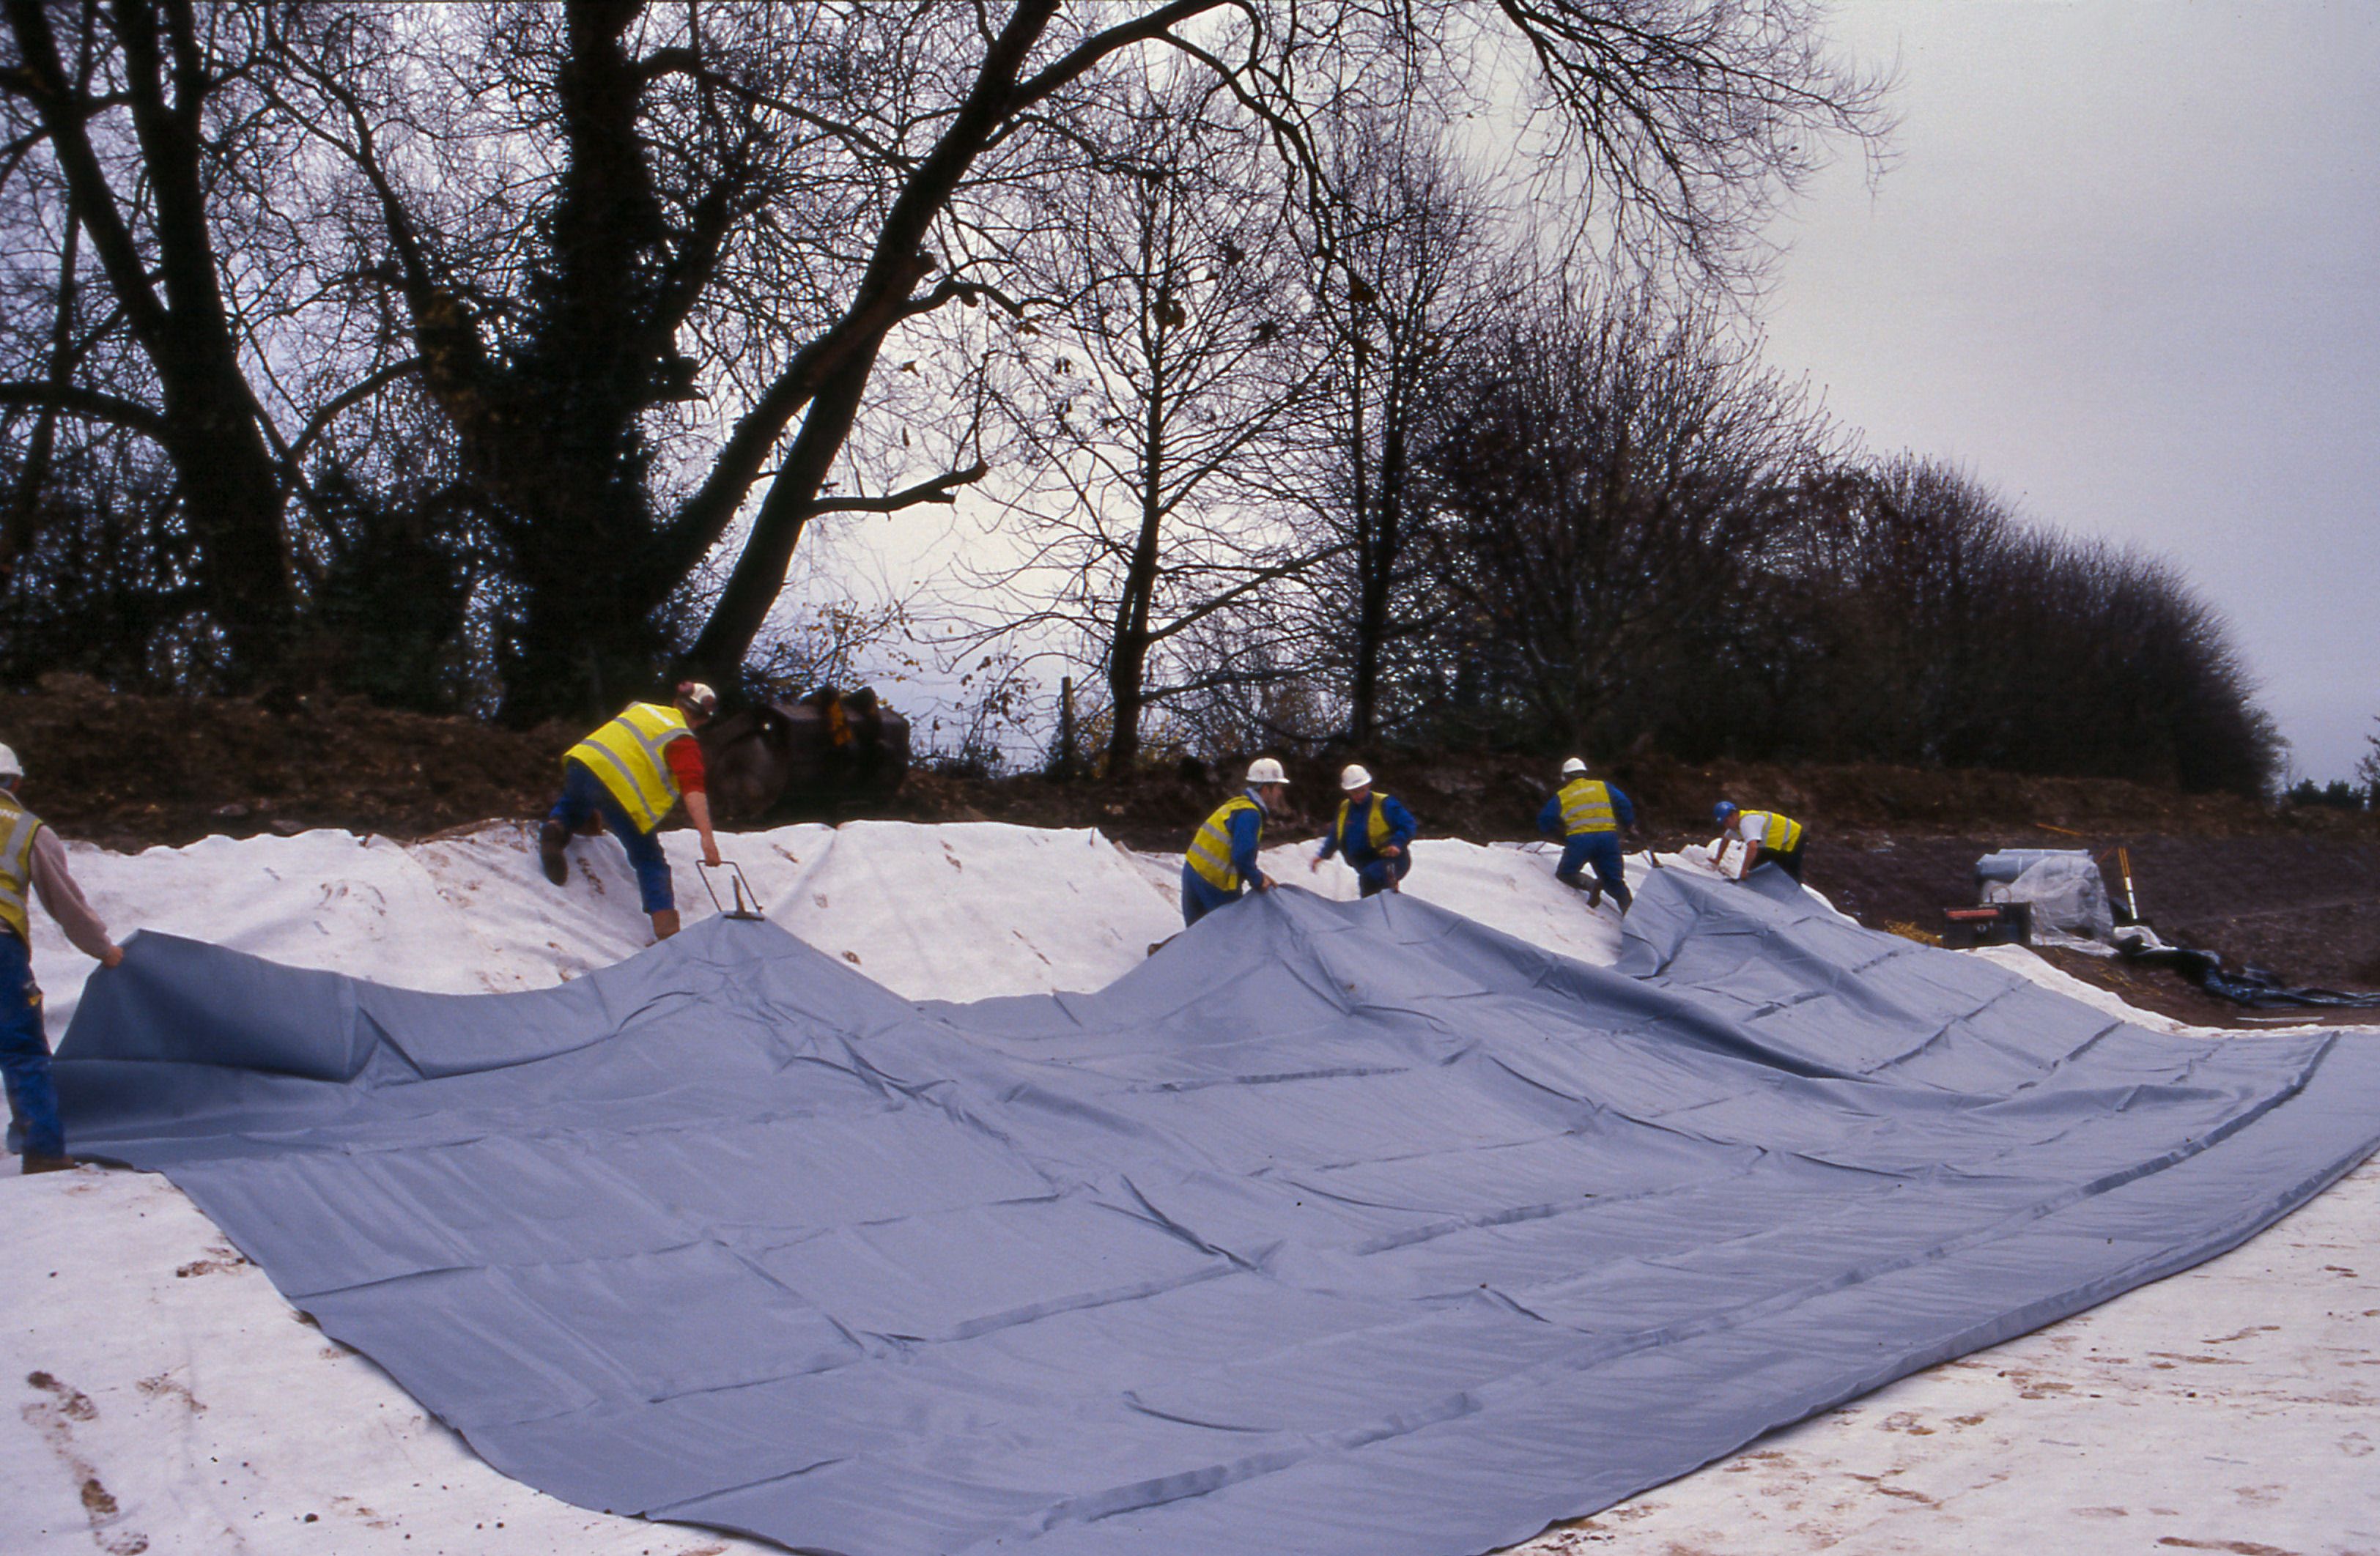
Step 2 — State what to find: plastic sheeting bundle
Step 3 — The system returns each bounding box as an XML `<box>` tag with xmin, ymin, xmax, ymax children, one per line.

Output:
<box><xmin>1981</xmin><ymin>853</ymin><xmax>2117</xmax><ymax>944</ymax></box>
<box><xmin>53</xmin><ymin>868</ymin><xmax>2380</xmax><ymax>1556</ymax></box>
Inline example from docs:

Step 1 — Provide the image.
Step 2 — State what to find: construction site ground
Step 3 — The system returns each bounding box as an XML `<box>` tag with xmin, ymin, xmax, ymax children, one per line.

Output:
<box><xmin>3</xmin><ymin>686</ymin><xmax>2376</xmax><ymax>1555</ymax></box>
<box><xmin>7</xmin><ymin>681</ymin><xmax>2376</xmax><ymax>1022</ymax></box>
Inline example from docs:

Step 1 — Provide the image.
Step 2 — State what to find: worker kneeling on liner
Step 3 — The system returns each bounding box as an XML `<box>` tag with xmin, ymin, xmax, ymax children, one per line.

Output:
<box><xmin>0</xmin><ymin>743</ymin><xmax>125</xmax><ymax>1174</ymax></box>
<box><xmin>1183</xmin><ymin>757</ymin><xmax>1290</xmax><ymax>927</ymax></box>
<box><xmin>1537</xmin><ymin>757</ymin><xmax>1636</xmax><ymax>911</ymax></box>
<box><xmin>542</xmin><ymin>683</ymin><xmax>723</xmax><ymax>941</ymax></box>
<box><xmin>1712</xmin><ymin>800</ymin><xmax>1806</xmax><ymax>883</ymax></box>
<box><xmin>1309</xmin><ymin>764</ymin><xmax>1416</xmax><ymax>898</ymax></box>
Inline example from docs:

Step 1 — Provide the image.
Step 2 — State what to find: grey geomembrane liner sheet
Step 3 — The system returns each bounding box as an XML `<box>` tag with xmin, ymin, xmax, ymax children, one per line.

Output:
<box><xmin>56</xmin><ymin>867</ymin><xmax>2380</xmax><ymax>1556</ymax></box>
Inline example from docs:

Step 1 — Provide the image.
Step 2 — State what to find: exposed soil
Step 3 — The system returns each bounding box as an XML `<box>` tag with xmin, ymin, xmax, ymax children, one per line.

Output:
<box><xmin>4</xmin><ymin>683</ymin><xmax>2374</xmax><ymax>1018</ymax></box>
<box><xmin>1809</xmin><ymin>834</ymin><xmax>2380</xmax><ymax>1028</ymax></box>
<box><xmin>5</xmin><ymin>677</ymin><xmax>571</xmax><ymax>850</ymax></box>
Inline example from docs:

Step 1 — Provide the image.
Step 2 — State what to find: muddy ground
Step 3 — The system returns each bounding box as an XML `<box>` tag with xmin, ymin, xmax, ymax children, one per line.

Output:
<box><xmin>4</xmin><ymin>683</ymin><xmax>2374</xmax><ymax>1021</ymax></box>
<box><xmin>1808</xmin><ymin>833</ymin><xmax>2380</xmax><ymax>1027</ymax></box>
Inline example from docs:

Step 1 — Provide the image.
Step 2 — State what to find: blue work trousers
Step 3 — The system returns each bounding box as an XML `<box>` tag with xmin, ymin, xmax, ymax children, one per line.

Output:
<box><xmin>1556</xmin><ymin>832</ymin><xmax>1632</xmax><ymax>911</ymax></box>
<box><xmin>1353</xmin><ymin>853</ymin><xmax>1412</xmax><ymax>899</ymax></box>
<box><xmin>1180</xmin><ymin>864</ymin><xmax>1244</xmax><ymax>927</ymax></box>
<box><xmin>550</xmin><ymin>760</ymin><xmax>676</xmax><ymax>914</ymax></box>
<box><xmin>0</xmin><ymin>930</ymin><xmax>62</xmax><ymax>1159</ymax></box>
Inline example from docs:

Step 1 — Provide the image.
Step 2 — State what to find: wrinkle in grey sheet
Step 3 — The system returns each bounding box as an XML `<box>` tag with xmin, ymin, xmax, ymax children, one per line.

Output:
<box><xmin>54</xmin><ymin>867</ymin><xmax>2380</xmax><ymax>1556</ymax></box>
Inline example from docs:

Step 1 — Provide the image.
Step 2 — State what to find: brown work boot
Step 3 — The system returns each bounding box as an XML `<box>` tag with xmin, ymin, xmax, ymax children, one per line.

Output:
<box><xmin>538</xmin><ymin>820</ymin><xmax>570</xmax><ymax>886</ymax></box>
<box><xmin>21</xmin><ymin>1152</ymin><xmax>86</xmax><ymax>1174</ymax></box>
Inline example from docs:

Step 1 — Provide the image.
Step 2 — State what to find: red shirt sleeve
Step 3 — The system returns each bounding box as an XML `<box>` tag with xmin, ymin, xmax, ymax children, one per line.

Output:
<box><xmin>665</xmin><ymin>733</ymin><xmax>708</xmax><ymax>796</ymax></box>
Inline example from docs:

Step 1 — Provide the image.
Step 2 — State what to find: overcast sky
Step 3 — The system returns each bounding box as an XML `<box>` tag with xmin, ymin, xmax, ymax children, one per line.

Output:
<box><xmin>1757</xmin><ymin>1</ymin><xmax>2380</xmax><ymax>781</ymax></box>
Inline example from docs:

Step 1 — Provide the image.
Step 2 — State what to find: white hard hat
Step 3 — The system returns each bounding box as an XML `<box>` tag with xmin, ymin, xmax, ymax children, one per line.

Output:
<box><xmin>1246</xmin><ymin>757</ymin><xmax>1289</xmax><ymax>786</ymax></box>
<box><xmin>1340</xmin><ymin>763</ymin><xmax>1372</xmax><ymax>792</ymax></box>
<box><xmin>676</xmin><ymin>681</ymin><xmax>719</xmax><ymax>714</ymax></box>
<box><xmin>0</xmin><ymin>744</ymin><xmax>19</xmax><ymax>781</ymax></box>
<box><xmin>1561</xmin><ymin>756</ymin><xmax>1588</xmax><ymax>777</ymax></box>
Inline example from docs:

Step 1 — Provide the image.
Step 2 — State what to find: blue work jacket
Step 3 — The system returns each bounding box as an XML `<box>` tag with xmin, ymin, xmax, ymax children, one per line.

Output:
<box><xmin>1538</xmin><ymin>782</ymin><xmax>1636</xmax><ymax>837</ymax></box>
<box><xmin>1185</xmin><ymin>790</ymin><xmax>1269</xmax><ymax>892</ymax></box>
<box><xmin>1317</xmin><ymin>792</ymin><xmax>1419</xmax><ymax>868</ymax></box>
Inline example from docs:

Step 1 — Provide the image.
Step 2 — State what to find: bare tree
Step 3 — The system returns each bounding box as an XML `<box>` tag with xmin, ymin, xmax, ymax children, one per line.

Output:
<box><xmin>6</xmin><ymin>0</ymin><xmax>1887</xmax><ymax>710</ymax></box>
<box><xmin>1726</xmin><ymin>453</ymin><xmax>2284</xmax><ymax>793</ymax></box>
<box><xmin>1</xmin><ymin>0</ymin><xmax>302</xmax><ymax>674</ymax></box>
<box><xmin>1292</xmin><ymin>111</ymin><xmax>1515</xmax><ymax>743</ymax></box>
<box><xmin>974</xmin><ymin>69</ymin><xmax>1318</xmax><ymax>776</ymax></box>
<box><xmin>1</xmin><ymin>0</ymin><xmax>472</xmax><ymax>694</ymax></box>
<box><xmin>1412</xmin><ymin>285</ymin><xmax>1838</xmax><ymax>750</ymax></box>
<box><xmin>1771</xmin><ymin>455</ymin><xmax>2006</xmax><ymax>763</ymax></box>
<box><xmin>280</xmin><ymin>0</ymin><xmax>1886</xmax><ymax>710</ymax></box>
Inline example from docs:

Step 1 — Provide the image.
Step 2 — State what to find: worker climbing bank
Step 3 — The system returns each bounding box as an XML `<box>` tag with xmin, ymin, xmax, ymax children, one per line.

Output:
<box><xmin>541</xmin><ymin>682</ymin><xmax>725</xmax><ymax>941</ymax></box>
<box><xmin>1538</xmin><ymin>757</ymin><xmax>1639</xmax><ymax>912</ymax></box>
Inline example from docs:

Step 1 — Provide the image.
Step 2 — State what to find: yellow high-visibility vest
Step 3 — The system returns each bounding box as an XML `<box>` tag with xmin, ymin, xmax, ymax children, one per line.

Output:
<box><xmin>1334</xmin><ymin>793</ymin><xmax>1396</xmax><ymax>856</ymax></box>
<box><xmin>1187</xmin><ymin>796</ymin><xmax>1261</xmax><ymax>892</ymax></box>
<box><xmin>0</xmin><ymin>790</ymin><xmax>44</xmax><ymax>944</ymax></box>
<box><xmin>567</xmin><ymin>702</ymin><xmax>692</xmax><ymax>834</ymax></box>
<box><xmin>1745</xmin><ymin>810</ymin><xmax>1804</xmax><ymax>852</ymax></box>
<box><xmin>1556</xmin><ymin>778</ymin><xmax>1617</xmax><ymax>837</ymax></box>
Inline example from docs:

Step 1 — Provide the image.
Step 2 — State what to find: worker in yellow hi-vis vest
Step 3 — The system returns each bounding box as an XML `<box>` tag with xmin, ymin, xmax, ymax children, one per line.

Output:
<box><xmin>1309</xmin><ymin>765</ymin><xmax>1418</xmax><ymax>897</ymax></box>
<box><xmin>0</xmin><ymin>743</ymin><xmax>125</xmax><ymax>1174</ymax></box>
<box><xmin>1181</xmin><ymin>757</ymin><xmax>1290</xmax><ymax>927</ymax></box>
<box><xmin>540</xmin><ymin>683</ymin><xmax>723</xmax><ymax>940</ymax></box>
<box><xmin>1712</xmin><ymin>800</ymin><xmax>1808</xmax><ymax>883</ymax></box>
<box><xmin>1536</xmin><ymin>756</ymin><xmax>1638</xmax><ymax>911</ymax></box>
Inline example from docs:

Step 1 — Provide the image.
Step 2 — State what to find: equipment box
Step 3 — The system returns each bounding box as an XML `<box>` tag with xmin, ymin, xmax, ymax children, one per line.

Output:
<box><xmin>1943</xmin><ymin>902</ymin><xmax>2031</xmax><ymax>949</ymax></box>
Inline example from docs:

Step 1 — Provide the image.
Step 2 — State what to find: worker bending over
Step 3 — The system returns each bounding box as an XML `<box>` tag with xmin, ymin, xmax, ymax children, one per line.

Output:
<box><xmin>1538</xmin><ymin>757</ymin><xmax>1637</xmax><ymax>911</ymax></box>
<box><xmin>541</xmin><ymin>683</ymin><xmax>723</xmax><ymax>941</ymax></box>
<box><xmin>1310</xmin><ymin>764</ymin><xmax>1416</xmax><ymax>898</ymax></box>
<box><xmin>0</xmin><ymin>744</ymin><xmax>125</xmax><ymax>1174</ymax></box>
<box><xmin>1712</xmin><ymin>800</ymin><xmax>1807</xmax><ymax>883</ymax></box>
<box><xmin>1183</xmin><ymin>757</ymin><xmax>1290</xmax><ymax>927</ymax></box>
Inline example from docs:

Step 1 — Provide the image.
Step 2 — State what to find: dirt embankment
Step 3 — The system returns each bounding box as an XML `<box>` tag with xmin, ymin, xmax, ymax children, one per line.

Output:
<box><xmin>4</xmin><ymin>680</ymin><xmax>572</xmax><ymax>849</ymax></box>
<box><xmin>4</xmin><ymin>683</ymin><xmax>2374</xmax><ymax>1012</ymax></box>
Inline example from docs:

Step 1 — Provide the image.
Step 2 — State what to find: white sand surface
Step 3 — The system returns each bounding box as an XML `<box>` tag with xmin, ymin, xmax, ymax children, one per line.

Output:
<box><xmin>2</xmin><ymin>820</ymin><xmax>2371</xmax><ymax>1555</ymax></box>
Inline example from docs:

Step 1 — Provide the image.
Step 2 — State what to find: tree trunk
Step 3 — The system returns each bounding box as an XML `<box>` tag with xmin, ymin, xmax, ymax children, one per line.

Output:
<box><xmin>679</xmin><ymin>0</ymin><xmax>1061</xmax><ymax>678</ymax></box>
<box><xmin>1353</xmin><ymin>362</ymin><xmax>1408</xmax><ymax>744</ymax></box>
<box><xmin>1345</xmin><ymin>333</ymin><xmax>1377</xmax><ymax>743</ymax></box>
<box><xmin>5</xmin><ymin>0</ymin><xmax>296</xmax><ymax>678</ymax></box>
<box><xmin>3</xmin><ymin>215</ymin><xmax>81</xmax><ymax>577</ymax></box>
<box><xmin>681</xmin><ymin>341</ymin><xmax>882</xmax><ymax>681</ymax></box>
<box><xmin>1103</xmin><ymin>323</ymin><xmax>1171</xmax><ymax>779</ymax></box>
<box><xmin>467</xmin><ymin>0</ymin><xmax>677</xmax><ymax>719</ymax></box>
<box><xmin>1102</xmin><ymin>484</ymin><xmax>1164</xmax><ymax>778</ymax></box>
